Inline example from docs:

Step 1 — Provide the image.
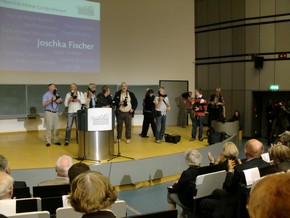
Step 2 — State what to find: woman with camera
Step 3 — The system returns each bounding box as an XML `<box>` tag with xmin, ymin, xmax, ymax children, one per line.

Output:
<box><xmin>140</xmin><ymin>89</ymin><xmax>157</xmax><ymax>138</ymax></box>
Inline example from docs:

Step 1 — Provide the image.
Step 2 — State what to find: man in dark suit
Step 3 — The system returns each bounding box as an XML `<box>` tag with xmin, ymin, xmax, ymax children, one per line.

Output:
<box><xmin>199</xmin><ymin>139</ymin><xmax>269</xmax><ymax>218</ymax></box>
<box><xmin>223</xmin><ymin>139</ymin><xmax>269</xmax><ymax>192</ymax></box>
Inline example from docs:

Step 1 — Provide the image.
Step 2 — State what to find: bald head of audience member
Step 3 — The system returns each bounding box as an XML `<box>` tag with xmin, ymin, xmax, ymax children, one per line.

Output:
<box><xmin>248</xmin><ymin>173</ymin><xmax>290</xmax><ymax>218</ymax></box>
<box><xmin>68</xmin><ymin>162</ymin><xmax>90</xmax><ymax>184</ymax></box>
<box><xmin>244</xmin><ymin>139</ymin><xmax>264</xmax><ymax>160</ymax></box>
<box><xmin>55</xmin><ymin>155</ymin><xmax>73</xmax><ymax>178</ymax></box>
<box><xmin>0</xmin><ymin>172</ymin><xmax>13</xmax><ymax>200</ymax></box>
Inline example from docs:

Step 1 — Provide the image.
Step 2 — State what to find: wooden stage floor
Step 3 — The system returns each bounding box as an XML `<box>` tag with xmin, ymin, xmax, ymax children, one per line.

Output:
<box><xmin>0</xmin><ymin>126</ymin><xmax>208</xmax><ymax>170</ymax></box>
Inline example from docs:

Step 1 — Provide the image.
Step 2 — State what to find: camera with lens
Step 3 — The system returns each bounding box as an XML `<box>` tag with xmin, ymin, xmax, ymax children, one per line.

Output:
<box><xmin>71</xmin><ymin>91</ymin><xmax>77</xmax><ymax>99</ymax></box>
<box><xmin>227</xmin><ymin>155</ymin><xmax>236</xmax><ymax>161</ymax></box>
<box><xmin>53</xmin><ymin>89</ymin><xmax>60</xmax><ymax>100</ymax></box>
<box><xmin>123</xmin><ymin>97</ymin><xmax>128</xmax><ymax>107</ymax></box>
<box><xmin>158</xmin><ymin>91</ymin><xmax>167</xmax><ymax>98</ymax></box>
<box><xmin>88</xmin><ymin>87</ymin><xmax>96</xmax><ymax>93</ymax></box>
<box><xmin>182</xmin><ymin>92</ymin><xmax>189</xmax><ymax>99</ymax></box>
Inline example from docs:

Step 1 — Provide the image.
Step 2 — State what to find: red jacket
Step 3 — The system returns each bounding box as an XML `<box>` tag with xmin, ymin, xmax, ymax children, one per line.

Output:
<box><xmin>193</xmin><ymin>96</ymin><xmax>207</xmax><ymax>116</ymax></box>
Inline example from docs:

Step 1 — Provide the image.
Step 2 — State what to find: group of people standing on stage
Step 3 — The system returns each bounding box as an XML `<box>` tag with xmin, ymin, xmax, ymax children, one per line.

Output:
<box><xmin>42</xmin><ymin>83</ymin><xmax>113</xmax><ymax>147</ymax></box>
<box><xmin>139</xmin><ymin>86</ymin><xmax>171</xmax><ymax>143</ymax></box>
<box><xmin>42</xmin><ymin>82</ymin><xmax>230</xmax><ymax>146</ymax></box>
<box><xmin>42</xmin><ymin>82</ymin><xmax>172</xmax><ymax>147</ymax></box>
<box><xmin>177</xmin><ymin>87</ymin><xmax>226</xmax><ymax>142</ymax></box>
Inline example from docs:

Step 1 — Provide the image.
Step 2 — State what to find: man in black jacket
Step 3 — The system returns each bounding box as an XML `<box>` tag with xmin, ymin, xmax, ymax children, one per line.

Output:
<box><xmin>113</xmin><ymin>82</ymin><xmax>138</xmax><ymax>144</ymax></box>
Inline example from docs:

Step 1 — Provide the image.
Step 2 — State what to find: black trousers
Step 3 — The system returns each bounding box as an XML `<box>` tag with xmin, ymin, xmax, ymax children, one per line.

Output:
<box><xmin>141</xmin><ymin>112</ymin><xmax>156</xmax><ymax>137</ymax></box>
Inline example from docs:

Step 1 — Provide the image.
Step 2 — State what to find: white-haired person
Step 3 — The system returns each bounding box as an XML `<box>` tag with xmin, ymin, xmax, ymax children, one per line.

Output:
<box><xmin>0</xmin><ymin>171</ymin><xmax>13</xmax><ymax>200</ymax></box>
<box><xmin>167</xmin><ymin>149</ymin><xmax>202</xmax><ymax>218</ymax></box>
<box><xmin>38</xmin><ymin>155</ymin><xmax>73</xmax><ymax>186</ymax></box>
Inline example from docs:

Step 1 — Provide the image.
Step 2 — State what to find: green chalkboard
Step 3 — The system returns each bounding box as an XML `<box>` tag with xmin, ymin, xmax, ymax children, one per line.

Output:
<box><xmin>0</xmin><ymin>85</ymin><xmax>26</xmax><ymax>116</ymax></box>
<box><xmin>0</xmin><ymin>84</ymin><xmax>157</xmax><ymax>117</ymax></box>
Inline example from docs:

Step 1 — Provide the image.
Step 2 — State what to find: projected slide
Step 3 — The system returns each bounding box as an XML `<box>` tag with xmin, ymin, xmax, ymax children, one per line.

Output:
<box><xmin>0</xmin><ymin>0</ymin><xmax>100</xmax><ymax>73</ymax></box>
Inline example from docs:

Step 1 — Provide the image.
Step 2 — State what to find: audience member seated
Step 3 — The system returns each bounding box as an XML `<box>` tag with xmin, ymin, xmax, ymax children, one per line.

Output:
<box><xmin>248</xmin><ymin>173</ymin><xmax>290</xmax><ymax>218</ymax></box>
<box><xmin>0</xmin><ymin>172</ymin><xmax>13</xmax><ymax>200</ymax></box>
<box><xmin>273</xmin><ymin>130</ymin><xmax>290</xmax><ymax>147</ymax></box>
<box><xmin>38</xmin><ymin>155</ymin><xmax>73</xmax><ymax>186</ymax></box>
<box><xmin>208</xmin><ymin>141</ymin><xmax>240</xmax><ymax>167</ymax></box>
<box><xmin>68</xmin><ymin>162</ymin><xmax>90</xmax><ymax>184</ymax></box>
<box><xmin>229</xmin><ymin>110</ymin><xmax>240</xmax><ymax>122</ymax></box>
<box><xmin>198</xmin><ymin>142</ymin><xmax>241</xmax><ymax>176</ymax></box>
<box><xmin>199</xmin><ymin>139</ymin><xmax>269</xmax><ymax>218</ymax></box>
<box><xmin>69</xmin><ymin>171</ymin><xmax>117</xmax><ymax>218</ymax></box>
<box><xmin>167</xmin><ymin>149</ymin><xmax>202</xmax><ymax>218</ymax></box>
<box><xmin>0</xmin><ymin>155</ymin><xmax>27</xmax><ymax>188</ymax></box>
<box><xmin>268</xmin><ymin>143</ymin><xmax>290</xmax><ymax>172</ymax></box>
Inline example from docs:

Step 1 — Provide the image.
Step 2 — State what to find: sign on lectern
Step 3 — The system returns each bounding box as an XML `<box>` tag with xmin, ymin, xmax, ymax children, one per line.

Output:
<box><xmin>87</xmin><ymin>108</ymin><xmax>113</xmax><ymax>131</ymax></box>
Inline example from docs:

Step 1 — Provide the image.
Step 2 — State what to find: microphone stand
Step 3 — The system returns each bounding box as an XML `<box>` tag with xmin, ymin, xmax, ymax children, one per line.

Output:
<box><xmin>107</xmin><ymin>139</ymin><xmax>134</xmax><ymax>161</ymax></box>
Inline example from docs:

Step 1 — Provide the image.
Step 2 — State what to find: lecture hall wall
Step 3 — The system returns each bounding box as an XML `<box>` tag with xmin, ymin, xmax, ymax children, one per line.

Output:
<box><xmin>0</xmin><ymin>0</ymin><xmax>195</xmax><ymax>133</ymax></box>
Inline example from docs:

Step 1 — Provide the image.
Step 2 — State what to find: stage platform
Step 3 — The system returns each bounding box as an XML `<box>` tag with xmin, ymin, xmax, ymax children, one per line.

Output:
<box><xmin>0</xmin><ymin>125</ymin><xmax>239</xmax><ymax>187</ymax></box>
<box><xmin>0</xmin><ymin>126</ymin><xmax>207</xmax><ymax>170</ymax></box>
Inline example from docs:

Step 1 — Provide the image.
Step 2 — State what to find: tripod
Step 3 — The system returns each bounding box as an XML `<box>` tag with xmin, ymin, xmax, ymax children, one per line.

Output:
<box><xmin>107</xmin><ymin>139</ymin><xmax>134</xmax><ymax>161</ymax></box>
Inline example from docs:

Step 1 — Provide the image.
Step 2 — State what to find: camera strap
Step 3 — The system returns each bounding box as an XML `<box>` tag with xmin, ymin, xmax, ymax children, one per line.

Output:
<box><xmin>162</xmin><ymin>99</ymin><xmax>167</xmax><ymax>106</ymax></box>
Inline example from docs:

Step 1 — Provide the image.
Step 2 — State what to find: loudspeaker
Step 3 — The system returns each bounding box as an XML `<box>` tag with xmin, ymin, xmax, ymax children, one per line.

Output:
<box><xmin>254</xmin><ymin>56</ymin><xmax>264</xmax><ymax>69</ymax></box>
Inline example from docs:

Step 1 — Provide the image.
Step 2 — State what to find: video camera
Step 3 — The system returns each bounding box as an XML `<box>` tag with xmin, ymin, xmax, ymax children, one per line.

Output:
<box><xmin>158</xmin><ymin>91</ymin><xmax>167</xmax><ymax>98</ymax></box>
<box><xmin>123</xmin><ymin>96</ymin><xmax>128</xmax><ymax>107</ymax></box>
<box><xmin>53</xmin><ymin>89</ymin><xmax>60</xmax><ymax>100</ymax></box>
<box><xmin>181</xmin><ymin>92</ymin><xmax>190</xmax><ymax>99</ymax></box>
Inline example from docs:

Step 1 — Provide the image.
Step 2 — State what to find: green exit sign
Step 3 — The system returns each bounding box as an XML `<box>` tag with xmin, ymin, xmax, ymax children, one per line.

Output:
<box><xmin>269</xmin><ymin>85</ymin><xmax>279</xmax><ymax>91</ymax></box>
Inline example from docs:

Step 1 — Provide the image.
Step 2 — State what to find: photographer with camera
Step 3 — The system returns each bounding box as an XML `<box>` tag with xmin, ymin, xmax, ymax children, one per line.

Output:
<box><xmin>154</xmin><ymin>86</ymin><xmax>171</xmax><ymax>143</ymax></box>
<box><xmin>96</xmin><ymin>85</ymin><xmax>113</xmax><ymax>108</ymax></box>
<box><xmin>208</xmin><ymin>87</ymin><xmax>225</xmax><ymax>127</ymax></box>
<box><xmin>42</xmin><ymin>83</ymin><xmax>62</xmax><ymax>147</ymax></box>
<box><xmin>84</xmin><ymin>83</ymin><xmax>97</xmax><ymax>108</ymax></box>
<box><xmin>181</xmin><ymin>91</ymin><xmax>194</xmax><ymax>128</ymax></box>
<box><xmin>190</xmin><ymin>88</ymin><xmax>207</xmax><ymax>142</ymax></box>
<box><xmin>113</xmin><ymin>82</ymin><xmax>138</xmax><ymax>144</ymax></box>
<box><xmin>64</xmin><ymin>83</ymin><xmax>86</xmax><ymax>146</ymax></box>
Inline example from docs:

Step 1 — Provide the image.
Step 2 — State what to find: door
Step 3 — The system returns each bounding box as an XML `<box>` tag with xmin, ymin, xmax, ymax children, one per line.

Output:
<box><xmin>159</xmin><ymin>80</ymin><xmax>188</xmax><ymax>126</ymax></box>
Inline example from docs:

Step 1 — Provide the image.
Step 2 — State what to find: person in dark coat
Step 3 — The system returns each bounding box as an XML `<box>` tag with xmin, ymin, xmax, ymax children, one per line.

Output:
<box><xmin>113</xmin><ymin>82</ymin><xmax>138</xmax><ymax>144</ymax></box>
<box><xmin>167</xmin><ymin>149</ymin><xmax>202</xmax><ymax>218</ymax></box>
<box><xmin>140</xmin><ymin>89</ymin><xmax>156</xmax><ymax>137</ymax></box>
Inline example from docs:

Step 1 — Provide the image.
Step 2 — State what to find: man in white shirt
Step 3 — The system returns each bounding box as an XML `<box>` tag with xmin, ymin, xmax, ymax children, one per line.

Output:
<box><xmin>64</xmin><ymin>83</ymin><xmax>85</xmax><ymax>146</ymax></box>
<box><xmin>154</xmin><ymin>87</ymin><xmax>171</xmax><ymax>143</ymax></box>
